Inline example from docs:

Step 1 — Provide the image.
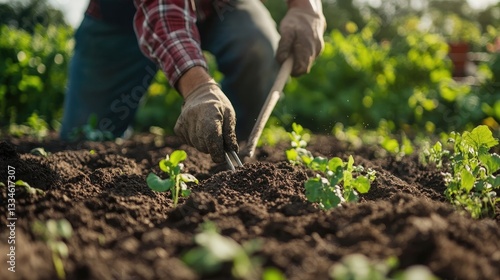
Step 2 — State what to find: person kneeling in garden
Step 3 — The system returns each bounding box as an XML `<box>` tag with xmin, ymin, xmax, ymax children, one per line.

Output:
<box><xmin>59</xmin><ymin>0</ymin><xmax>326</xmax><ymax>163</ymax></box>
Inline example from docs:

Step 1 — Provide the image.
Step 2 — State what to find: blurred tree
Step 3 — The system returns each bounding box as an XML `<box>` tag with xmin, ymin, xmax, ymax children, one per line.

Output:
<box><xmin>322</xmin><ymin>0</ymin><xmax>367</xmax><ymax>33</ymax></box>
<box><xmin>477</xmin><ymin>2</ymin><xmax>500</xmax><ymax>32</ymax></box>
<box><xmin>0</xmin><ymin>0</ymin><xmax>68</xmax><ymax>33</ymax></box>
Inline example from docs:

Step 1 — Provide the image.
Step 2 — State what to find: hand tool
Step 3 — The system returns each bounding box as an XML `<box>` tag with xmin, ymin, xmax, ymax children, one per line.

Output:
<box><xmin>240</xmin><ymin>57</ymin><xmax>294</xmax><ymax>160</ymax></box>
<box><xmin>225</xmin><ymin>150</ymin><xmax>244</xmax><ymax>171</ymax></box>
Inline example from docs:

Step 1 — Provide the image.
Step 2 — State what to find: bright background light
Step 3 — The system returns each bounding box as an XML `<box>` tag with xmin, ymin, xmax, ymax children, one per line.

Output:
<box><xmin>0</xmin><ymin>0</ymin><xmax>498</xmax><ymax>27</ymax></box>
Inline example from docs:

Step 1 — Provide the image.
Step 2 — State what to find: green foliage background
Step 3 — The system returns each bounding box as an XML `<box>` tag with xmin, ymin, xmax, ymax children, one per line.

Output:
<box><xmin>0</xmin><ymin>24</ymin><xmax>73</xmax><ymax>128</ymax></box>
<box><xmin>1</xmin><ymin>0</ymin><xmax>500</xmax><ymax>137</ymax></box>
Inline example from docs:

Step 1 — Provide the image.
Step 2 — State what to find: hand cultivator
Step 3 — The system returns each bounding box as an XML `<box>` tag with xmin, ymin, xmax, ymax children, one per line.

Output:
<box><xmin>240</xmin><ymin>57</ymin><xmax>294</xmax><ymax>161</ymax></box>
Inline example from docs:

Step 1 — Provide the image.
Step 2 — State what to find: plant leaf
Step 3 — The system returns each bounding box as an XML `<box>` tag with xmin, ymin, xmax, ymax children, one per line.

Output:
<box><xmin>463</xmin><ymin>125</ymin><xmax>498</xmax><ymax>151</ymax></box>
<box><xmin>352</xmin><ymin>176</ymin><xmax>370</xmax><ymax>193</ymax></box>
<box><xmin>159</xmin><ymin>159</ymin><xmax>170</xmax><ymax>173</ymax></box>
<box><xmin>487</xmin><ymin>175</ymin><xmax>500</xmax><ymax>188</ymax></box>
<box><xmin>345</xmin><ymin>189</ymin><xmax>359</xmax><ymax>202</ymax></box>
<box><xmin>57</xmin><ymin>219</ymin><xmax>73</xmax><ymax>239</ymax></box>
<box><xmin>181</xmin><ymin>189</ymin><xmax>191</xmax><ymax>197</ymax></box>
<box><xmin>382</xmin><ymin>138</ymin><xmax>399</xmax><ymax>154</ymax></box>
<box><xmin>460</xmin><ymin>169</ymin><xmax>475</xmax><ymax>193</ymax></box>
<box><xmin>479</xmin><ymin>153</ymin><xmax>500</xmax><ymax>174</ymax></box>
<box><xmin>285</xmin><ymin>149</ymin><xmax>298</xmax><ymax>162</ymax></box>
<box><xmin>292</xmin><ymin>122</ymin><xmax>303</xmax><ymax>134</ymax></box>
<box><xmin>346</xmin><ymin>155</ymin><xmax>354</xmax><ymax>172</ymax></box>
<box><xmin>322</xmin><ymin>189</ymin><xmax>341</xmax><ymax>209</ymax></box>
<box><xmin>146</xmin><ymin>173</ymin><xmax>173</xmax><ymax>192</ymax></box>
<box><xmin>170</xmin><ymin>150</ymin><xmax>187</xmax><ymax>166</ymax></box>
<box><xmin>180</xmin><ymin>173</ymin><xmax>199</xmax><ymax>184</ymax></box>
<box><xmin>182</xmin><ymin>247</ymin><xmax>222</xmax><ymax>274</ymax></box>
<box><xmin>262</xmin><ymin>267</ymin><xmax>286</xmax><ymax>280</ymax></box>
<box><xmin>309</xmin><ymin>156</ymin><xmax>328</xmax><ymax>172</ymax></box>
<box><xmin>328</xmin><ymin>157</ymin><xmax>343</xmax><ymax>172</ymax></box>
<box><xmin>305</xmin><ymin>178</ymin><xmax>323</xmax><ymax>203</ymax></box>
<box><xmin>195</xmin><ymin>230</ymin><xmax>240</xmax><ymax>261</ymax></box>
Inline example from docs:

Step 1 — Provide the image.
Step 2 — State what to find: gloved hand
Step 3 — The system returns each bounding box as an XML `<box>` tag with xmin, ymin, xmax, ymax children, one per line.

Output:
<box><xmin>174</xmin><ymin>81</ymin><xmax>239</xmax><ymax>163</ymax></box>
<box><xmin>276</xmin><ymin>7</ymin><xmax>326</xmax><ymax>76</ymax></box>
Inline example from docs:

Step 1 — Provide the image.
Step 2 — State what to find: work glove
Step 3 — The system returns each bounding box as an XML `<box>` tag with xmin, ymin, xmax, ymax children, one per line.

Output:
<box><xmin>174</xmin><ymin>81</ymin><xmax>239</xmax><ymax>163</ymax></box>
<box><xmin>276</xmin><ymin>7</ymin><xmax>326</xmax><ymax>76</ymax></box>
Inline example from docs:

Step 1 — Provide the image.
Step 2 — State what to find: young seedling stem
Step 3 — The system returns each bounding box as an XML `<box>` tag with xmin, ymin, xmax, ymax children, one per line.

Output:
<box><xmin>147</xmin><ymin>150</ymin><xmax>198</xmax><ymax>207</ymax></box>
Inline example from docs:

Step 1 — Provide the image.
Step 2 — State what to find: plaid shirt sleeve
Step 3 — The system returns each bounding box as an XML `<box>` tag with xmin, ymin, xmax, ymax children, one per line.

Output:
<box><xmin>133</xmin><ymin>0</ymin><xmax>208</xmax><ymax>88</ymax></box>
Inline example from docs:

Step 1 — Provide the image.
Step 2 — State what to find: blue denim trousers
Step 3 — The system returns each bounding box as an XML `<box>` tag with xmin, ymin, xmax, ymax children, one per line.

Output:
<box><xmin>59</xmin><ymin>0</ymin><xmax>280</xmax><ymax>141</ymax></box>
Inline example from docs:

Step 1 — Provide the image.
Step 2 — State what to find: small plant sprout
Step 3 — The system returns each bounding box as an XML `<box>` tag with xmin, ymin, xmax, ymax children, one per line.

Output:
<box><xmin>305</xmin><ymin>156</ymin><xmax>376</xmax><ymax>209</ymax></box>
<box><xmin>15</xmin><ymin>180</ymin><xmax>45</xmax><ymax>195</ymax></box>
<box><xmin>286</xmin><ymin>123</ymin><xmax>376</xmax><ymax>209</ymax></box>
<box><xmin>285</xmin><ymin>123</ymin><xmax>313</xmax><ymax>165</ymax></box>
<box><xmin>182</xmin><ymin>221</ymin><xmax>263</xmax><ymax>279</ymax></box>
<box><xmin>329</xmin><ymin>254</ymin><xmax>437</xmax><ymax>280</ymax></box>
<box><xmin>147</xmin><ymin>150</ymin><xmax>198</xmax><ymax>207</ymax></box>
<box><xmin>422</xmin><ymin>125</ymin><xmax>500</xmax><ymax>218</ymax></box>
<box><xmin>32</xmin><ymin>219</ymin><xmax>73</xmax><ymax>280</ymax></box>
<box><xmin>70</xmin><ymin>114</ymin><xmax>113</xmax><ymax>141</ymax></box>
<box><xmin>30</xmin><ymin>147</ymin><xmax>49</xmax><ymax>157</ymax></box>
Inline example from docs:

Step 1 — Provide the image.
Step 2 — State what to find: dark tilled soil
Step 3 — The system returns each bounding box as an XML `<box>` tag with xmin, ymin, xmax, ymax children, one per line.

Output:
<box><xmin>0</xmin><ymin>133</ymin><xmax>499</xmax><ymax>280</ymax></box>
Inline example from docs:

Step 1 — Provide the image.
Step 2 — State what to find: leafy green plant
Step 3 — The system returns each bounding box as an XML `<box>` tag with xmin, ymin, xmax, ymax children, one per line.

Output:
<box><xmin>286</xmin><ymin>123</ymin><xmax>376</xmax><ymax>209</ymax></box>
<box><xmin>30</xmin><ymin>147</ymin><xmax>49</xmax><ymax>157</ymax></box>
<box><xmin>262</xmin><ymin>267</ymin><xmax>286</xmax><ymax>280</ymax></box>
<box><xmin>257</xmin><ymin>117</ymin><xmax>290</xmax><ymax>148</ymax></box>
<box><xmin>147</xmin><ymin>150</ymin><xmax>198</xmax><ymax>207</ymax></box>
<box><xmin>7</xmin><ymin>112</ymin><xmax>48</xmax><ymax>139</ymax></box>
<box><xmin>32</xmin><ymin>219</ymin><xmax>73</xmax><ymax>280</ymax></box>
<box><xmin>272</xmin><ymin>16</ymin><xmax>491</xmax><ymax>135</ymax></box>
<box><xmin>182</xmin><ymin>221</ymin><xmax>263</xmax><ymax>279</ymax></box>
<box><xmin>285</xmin><ymin>123</ymin><xmax>312</xmax><ymax>165</ymax></box>
<box><xmin>0</xmin><ymin>24</ymin><xmax>73</xmax><ymax>128</ymax></box>
<box><xmin>332</xmin><ymin>121</ymin><xmax>415</xmax><ymax>159</ymax></box>
<box><xmin>422</xmin><ymin>125</ymin><xmax>500</xmax><ymax>218</ymax></box>
<box><xmin>15</xmin><ymin>179</ymin><xmax>45</xmax><ymax>195</ymax></box>
<box><xmin>69</xmin><ymin>114</ymin><xmax>114</xmax><ymax>141</ymax></box>
<box><xmin>305</xmin><ymin>156</ymin><xmax>376</xmax><ymax>209</ymax></box>
<box><xmin>329</xmin><ymin>254</ymin><xmax>437</xmax><ymax>280</ymax></box>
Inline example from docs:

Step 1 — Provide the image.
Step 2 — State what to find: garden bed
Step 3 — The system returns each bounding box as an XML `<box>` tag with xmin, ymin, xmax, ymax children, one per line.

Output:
<box><xmin>1</xmin><ymin>133</ymin><xmax>499</xmax><ymax>280</ymax></box>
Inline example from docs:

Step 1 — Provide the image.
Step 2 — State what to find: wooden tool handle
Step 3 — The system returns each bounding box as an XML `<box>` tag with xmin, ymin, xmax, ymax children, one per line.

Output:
<box><xmin>242</xmin><ymin>57</ymin><xmax>294</xmax><ymax>159</ymax></box>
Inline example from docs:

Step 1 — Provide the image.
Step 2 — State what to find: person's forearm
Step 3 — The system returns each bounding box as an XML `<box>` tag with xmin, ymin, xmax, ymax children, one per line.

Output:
<box><xmin>133</xmin><ymin>0</ymin><xmax>208</xmax><ymax>88</ymax></box>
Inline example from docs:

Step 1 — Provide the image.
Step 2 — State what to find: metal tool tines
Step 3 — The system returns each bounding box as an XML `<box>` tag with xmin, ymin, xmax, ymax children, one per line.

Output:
<box><xmin>224</xmin><ymin>150</ymin><xmax>243</xmax><ymax>171</ymax></box>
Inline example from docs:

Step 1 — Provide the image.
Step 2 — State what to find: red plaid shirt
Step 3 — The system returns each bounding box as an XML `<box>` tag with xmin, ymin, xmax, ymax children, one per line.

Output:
<box><xmin>87</xmin><ymin>0</ymin><xmax>233</xmax><ymax>87</ymax></box>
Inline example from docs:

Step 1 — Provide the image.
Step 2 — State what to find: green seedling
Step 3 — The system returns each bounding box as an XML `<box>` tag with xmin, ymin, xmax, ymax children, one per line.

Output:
<box><xmin>332</xmin><ymin>122</ymin><xmax>414</xmax><ymax>159</ymax></box>
<box><xmin>147</xmin><ymin>150</ymin><xmax>198</xmax><ymax>207</ymax></box>
<box><xmin>30</xmin><ymin>147</ymin><xmax>49</xmax><ymax>157</ymax></box>
<box><xmin>422</xmin><ymin>125</ymin><xmax>500</xmax><ymax>218</ymax></box>
<box><xmin>32</xmin><ymin>219</ymin><xmax>73</xmax><ymax>280</ymax></box>
<box><xmin>305</xmin><ymin>156</ymin><xmax>376</xmax><ymax>209</ymax></box>
<box><xmin>330</xmin><ymin>254</ymin><xmax>437</xmax><ymax>280</ymax></box>
<box><xmin>262</xmin><ymin>267</ymin><xmax>286</xmax><ymax>280</ymax></box>
<box><xmin>70</xmin><ymin>114</ymin><xmax>113</xmax><ymax>141</ymax></box>
<box><xmin>285</xmin><ymin>123</ymin><xmax>313</xmax><ymax>165</ymax></box>
<box><xmin>15</xmin><ymin>180</ymin><xmax>45</xmax><ymax>195</ymax></box>
<box><xmin>183</xmin><ymin>221</ymin><xmax>263</xmax><ymax>279</ymax></box>
<box><xmin>8</xmin><ymin>112</ymin><xmax>49</xmax><ymax>140</ymax></box>
<box><xmin>286</xmin><ymin>123</ymin><xmax>376</xmax><ymax>209</ymax></box>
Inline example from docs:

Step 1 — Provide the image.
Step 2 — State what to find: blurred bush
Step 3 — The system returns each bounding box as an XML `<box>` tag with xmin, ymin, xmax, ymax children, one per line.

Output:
<box><xmin>273</xmin><ymin>18</ymin><xmax>499</xmax><ymax>134</ymax></box>
<box><xmin>0</xmin><ymin>24</ymin><xmax>73</xmax><ymax>128</ymax></box>
<box><xmin>1</xmin><ymin>0</ymin><xmax>499</xmax><ymax>138</ymax></box>
<box><xmin>0</xmin><ymin>0</ymin><xmax>67</xmax><ymax>33</ymax></box>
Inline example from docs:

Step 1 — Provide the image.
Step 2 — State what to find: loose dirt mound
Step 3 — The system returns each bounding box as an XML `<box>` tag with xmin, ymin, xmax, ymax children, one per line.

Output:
<box><xmin>0</xmin><ymin>134</ymin><xmax>499</xmax><ymax>280</ymax></box>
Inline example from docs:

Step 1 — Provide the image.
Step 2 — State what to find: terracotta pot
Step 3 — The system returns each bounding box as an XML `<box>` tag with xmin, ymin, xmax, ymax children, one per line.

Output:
<box><xmin>448</xmin><ymin>42</ymin><xmax>469</xmax><ymax>77</ymax></box>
